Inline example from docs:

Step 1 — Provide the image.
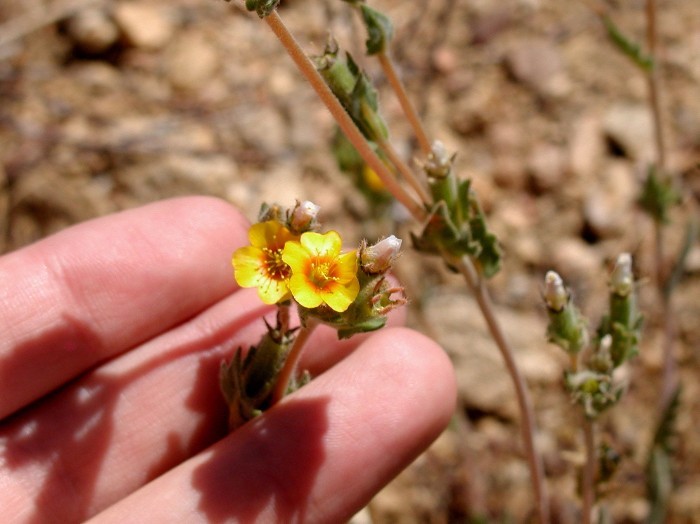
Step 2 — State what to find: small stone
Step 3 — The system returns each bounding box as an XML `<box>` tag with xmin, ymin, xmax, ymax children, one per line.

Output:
<box><xmin>583</xmin><ymin>161</ymin><xmax>637</xmax><ymax>239</ymax></box>
<box><xmin>549</xmin><ymin>237</ymin><xmax>601</xmax><ymax>282</ymax></box>
<box><xmin>527</xmin><ymin>143</ymin><xmax>565</xmax><ymax>191</ymax></box>
<box><xmin>568</xmin><ymin>114</ymin><xmax>604</xmax><ymax>180</ymax></box>
<box><xmin>114</xmin><ymin>3</ymin><xmax>175</xmax><ymax>50</ymax></box>
<box><xmin>163</xmin><ymin>32</ymin><xmax>219</xmax><ymax>91</ymax></box>
<box><xmin>603</xmin><ymin>104</ymin><xmax>655</xmax><ymax>162</ymax></box>
<box><xmin>65</xmin><ymin>8</ymin><xmax>119</xmax><ymax>54</ymax></box>
<box><xmin>504</xmin><ymin>39</ymin><xmax>571</xmax><ymax>98</ymax></box>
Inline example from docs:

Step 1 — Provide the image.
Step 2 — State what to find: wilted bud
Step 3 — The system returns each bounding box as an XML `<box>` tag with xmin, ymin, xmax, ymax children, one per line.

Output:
<box><xmin>289</xmin><ymin>200</ymin><xmax>320</xmax><ymax>233</ymax></box>
<box><xmin>544</xmin><ymin>271</ymin><xmax>589</xmax><ymax>354</ymax></box>
<box><xmin>360</xmin><ymin>235</ymin><xmax>402</xmax><ymax>274</ymax></box>
<box><xmin>424</xmin><ymin>140</ymin><xmax>453</xmax><ymax>179</ymax></box>
<box><xmin>610</xmin><ymin>253</ymin><xmax>633</xmax><ymax>297</ymax></box>
<box><xmin>544</xmin><ymin>271</ymin><xmax>568</xmax><ymax>312</ymax></box>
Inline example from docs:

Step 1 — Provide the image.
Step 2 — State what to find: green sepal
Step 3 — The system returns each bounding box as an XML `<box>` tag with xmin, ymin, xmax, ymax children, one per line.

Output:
<box><xmin>314</xmin><ymin>43</ymin><xmax>388</xmax><ymax>143</ymax></box>
<box><xmin>359</xmin><ymin>5</ymin><xmax>394</xmax><ymax>55</ymax></box>
<box><xmin>414</xmin><ymin>178</ymin><xmax>502</xmax><ymax>277</ymax></box>
<box><xmin>244</xmin><ymin>0</ymin><xmax>280</xmax><ymax>18</ymax></box>
<box><xmin>219</xmin><ymin>316</ymin><xmax>295</xmax><ymax>430</ymax></box>
<box><xmin>546</xmin><ymin>302</ymin><xmax>588</xmax><ymax>354</ymax></box>
<box><xmin>638</xmin><ymin>166</ymin><xmax>680</xmax><ymax>224</ymax></box>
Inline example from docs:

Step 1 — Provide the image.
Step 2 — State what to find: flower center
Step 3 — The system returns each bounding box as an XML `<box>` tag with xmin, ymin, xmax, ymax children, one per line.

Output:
<box><xmin>263</xmin><ymin>247</ymin><xmax>291</xmax><ymax>281</ymax></box>
<box><xmin>309</xmin><ymin>258</ymin><xmax>337</xmax><ymax>289</ymax></box>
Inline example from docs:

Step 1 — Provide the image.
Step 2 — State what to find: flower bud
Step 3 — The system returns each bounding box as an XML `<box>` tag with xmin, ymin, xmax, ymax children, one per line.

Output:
<box><xmin>544</xmin><ymin>271</ymin><xmax>568</xmax><ymax>312</ymax></box>
<box><xmin>424</xmin><ymin>140</ymin><xmax>453</xmax><ymax>179</ymax></box>
<box><xmin>289</xmin><ymin>200</ymin><xmax>320</xmax><ymax>233</ymax></box>
<box><xmin>610</xmin><ymin>252</ymin><xmax>633</xmax><ymax>297</ymax></box>
<box><xmin>360</xmin><ymin>235</ymin><xmax>402</xmax><ymax>274</ymax></box>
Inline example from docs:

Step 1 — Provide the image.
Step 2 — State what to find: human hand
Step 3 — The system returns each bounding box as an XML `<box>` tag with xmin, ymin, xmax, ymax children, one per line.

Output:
<box><xmin>0</xmin><ymin>197</ymin><xmax>456</xmax><ymax>523</ymax></box>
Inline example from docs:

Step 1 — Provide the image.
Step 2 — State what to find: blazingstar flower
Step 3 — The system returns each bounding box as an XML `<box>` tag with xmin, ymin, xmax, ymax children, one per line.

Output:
<box><xmin>282</xmin><ymin>231</ymin><xmax>360</xmax><ymax>312</ymax></box>
<box><xmin>232</xmin><ymin>221</ymin><xmax>297</xmax><ymax>304</ymax></box>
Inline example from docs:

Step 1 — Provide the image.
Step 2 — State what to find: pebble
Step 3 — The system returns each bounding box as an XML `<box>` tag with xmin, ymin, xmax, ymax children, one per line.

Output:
<box><xmin>603</xmin><ymin>104</ymin><xmax>655</xmax><ymax>162</ymax></box>
<box><xmin>113</xmin><ymin>3</ymin><xmax>176</xmax><ymax>50</ymax></box>
<box><xmin>164</xmin><ymin>32</ymin><xmax>219</xmax><ymax>91</ymax></box>
<box><xmin>568</xmin><ymin>114</ymin><xmax>604</xmax><ymax>180</ymax></box>
<box><xmin>527</xmin><ymin>143</ymin><xmax>565</xmax><ymax>191</ymax></box>
<box><xmin>583</xmin><ymin>161</ymin><xmax>636</xmax><ymax>239</ymax></box>
<box><xmin>504</xmin><ymin>38</ymin><xmax>571</xmax><ymax>98</ymax></box>
<box><xmin>65</xmin><ymin>8</ymin><xmax>119</xmax><ymax>54</ymax></box>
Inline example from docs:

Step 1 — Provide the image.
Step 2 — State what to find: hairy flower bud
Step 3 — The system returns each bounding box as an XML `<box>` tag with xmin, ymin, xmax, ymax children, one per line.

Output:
<box><xmin>289</xmin><ymin>200</ymin><xmax>320</xmax><ymax>233</ymax></box>
<box><xmin>360</xmin><ymin>235</ymin><xmax>402</xmax><ymax>274</ymax></box>
<box><xmin>544</xmin><ymin>271</ymin><xmax>568</xmax><ymax>312</ymax></box>
<box><xmin>610</xmin><ymin>253</ymin><xmax>633</xmax><ymax>297</ymax></box>
<box><xmin>424</xmin><ymin>140</ymin><xmax>453</xmax><ymax>179</ymax></box>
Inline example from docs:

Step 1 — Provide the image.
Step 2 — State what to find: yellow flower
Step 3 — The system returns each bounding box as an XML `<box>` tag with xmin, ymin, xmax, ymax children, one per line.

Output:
<box><xmin>232</xmin><ymin>221</ymin><xmax>297</xmax><ymax>304</ymax></box>
<box><xmin>282</xmin><ymin>231</ymin><xmax>359</xmax><ymax>313</ymax></box>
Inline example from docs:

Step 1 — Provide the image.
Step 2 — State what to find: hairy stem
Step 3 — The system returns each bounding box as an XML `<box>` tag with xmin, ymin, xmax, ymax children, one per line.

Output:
<box><xmin>377</xmin><ymin>51</ymin><xmax>432</xmax><ymax>155</ymax></box>
<box><xmin>645</xmin><ymin>0</ymin><xmax>679</xmax><ymax>419</ymax></box>
<box><xmin>264</xmin><ymin>11</ymin><xmax>426</xmax><ymax>221</ymax></box>
<box><xmin>449</xmin><ymin>254</ymin><xmax>550</xmax><ymax>524</ymax></box>
<box><xmin>582</xmin><ymin>418</ymin><xmax>596</xmax><ymax>524</ymax></box>
<box><xmin>376</xmin><ymin>136</ymin><xmax>431</xmax><ymax>205</ymax></box>
<box><xmin>271</xmin><ymin>318</ymin><xmax>318</xmax><ymax>405</ymax></box>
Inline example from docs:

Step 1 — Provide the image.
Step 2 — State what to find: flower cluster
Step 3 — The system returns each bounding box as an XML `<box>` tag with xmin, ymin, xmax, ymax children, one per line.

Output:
<box><xmin>233</xmin><ymin>200</ymin><xmax>404</xmax><ymax>322</ymax></box>
<box><xmin>222</xmin><ymin>201</ymin><xmax>406</xmax><ymax>429</ymax></box>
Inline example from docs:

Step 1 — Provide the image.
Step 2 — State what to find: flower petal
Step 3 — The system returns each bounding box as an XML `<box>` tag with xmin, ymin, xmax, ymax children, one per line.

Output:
<box><xmin>322</xmin><ymin>279</ymin><xmax>360</xmax><ymax>312</ymax></box>
<box><xmin>257</xmin><ymin>279</ymin><xmax>290</xmax><ymax>305</ymax></box>
<box><xmin>281</xmin><ymin>240</ymin><xmax>309</xmax><ymax>273</ymax></box>
<box><xmin>300</xmin><ymin>230</ymin><xmax>341</xmax><ymax>257</ymax></box>
<box><xmin>232</xmin><ymin>246</ymin><xmax>265</xmax><ymax>288</ymax></box>
<box><xmin>334</xmin><ymin>250</ymin><xmax>358</xmax><ymax>284</ymax></box>
<box><xmin>288</xmin><ymin>274</ymin><xmax>323</xmax><ymax>309</ymax></box>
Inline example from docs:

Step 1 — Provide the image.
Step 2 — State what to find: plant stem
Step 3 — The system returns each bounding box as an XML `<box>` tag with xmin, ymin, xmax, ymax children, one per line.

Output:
<box><xmin>449</xmin><ymin>253</ymin><xmax>550</xmax><ymax>524</ymax></box>
<box><xmin>377</xmin><ymin>51</ymin><xmax>432</xmax><ymax>155</ymax></box>
<box><xmin>271</xmin><ymin>318</ymin><xmax>318</xmax><ymax>405</ymax></box>
<box><xmin>264</xmin><ymin>11</ymin><xmax>427</xmax><ymax>222</ymax></box>
<box><xmin>645</xmin><ymin>0</ymin><xmax>679</xmax><ymax>418</ymax></box>
<box><xmin>376</xmin><ymin>136</ymin><xmax>431</xmax><ymax>205</ymax></box>
<box><xmin>582</xmin><ymin>417</ymin><xmax>597</xmax><ymax>524</ymax></box>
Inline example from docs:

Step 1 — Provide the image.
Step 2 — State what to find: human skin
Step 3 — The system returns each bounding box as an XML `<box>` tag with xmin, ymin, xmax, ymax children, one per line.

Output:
<box><xmin>0</xmin><ymin>197</ymin><xmax>456</xmax><ymax>523</ymax></box>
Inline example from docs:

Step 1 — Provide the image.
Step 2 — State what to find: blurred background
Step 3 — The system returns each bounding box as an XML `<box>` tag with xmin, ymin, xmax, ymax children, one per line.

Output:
<box><xmin>1</xmin><ymin>0</ymin><xmax>699</xmax><ymax>521</ymax></box>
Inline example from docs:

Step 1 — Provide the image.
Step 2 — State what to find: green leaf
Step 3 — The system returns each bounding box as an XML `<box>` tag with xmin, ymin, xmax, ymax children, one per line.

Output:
<box><xmin>603</xmin><ymin>16</ymin><xmax>654</xmax><ymax>71</ymax></box>
<box><xmin>360</xmin><ymin>5</ymin><xmax>394</xmax><ymax>55</ymax></box>
<box><xmin>638</xmin><ymin>165</ymin><xmax>681</xmax><ymax>223</ymax></box>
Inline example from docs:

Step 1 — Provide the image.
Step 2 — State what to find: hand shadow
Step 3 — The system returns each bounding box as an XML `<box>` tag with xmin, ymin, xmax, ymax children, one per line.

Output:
<box><xmin>191</xmin><ymin>396</ymin><xmax>330</xmax><ymax>524</ymax></box>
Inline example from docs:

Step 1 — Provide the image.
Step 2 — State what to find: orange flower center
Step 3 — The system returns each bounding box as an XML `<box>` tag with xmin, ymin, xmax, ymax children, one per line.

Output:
<box><xmin>263</xmin><ymin>247</ymin><xmax>291</xmax><ymax>281</ymax></box>
<box><xmin>308</xmin><ymin>258</ymin><xmax>338</xmax><ymax>289</ymax></box>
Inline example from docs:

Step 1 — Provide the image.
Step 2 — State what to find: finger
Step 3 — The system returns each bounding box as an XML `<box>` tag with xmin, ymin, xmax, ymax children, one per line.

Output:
<box><xmin>0</xmin><ymin>196</ymin><xmax>248</xmax><ymax>419</ymax></box>
<box><xmin>89</xmin><ymin>327</ymin><xmax>456</xmax><ymax>524</ymax></box>
<box><xmin>0</xmin><ymin>291</ymin><xmax>404</xmax><ymax>522</ymax></box>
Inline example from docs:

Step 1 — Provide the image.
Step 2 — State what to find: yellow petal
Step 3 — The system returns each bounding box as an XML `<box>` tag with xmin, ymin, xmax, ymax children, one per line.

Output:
<box><xmin>232</xmin><ymin>246</ymin><xmax>265</xmax><ymax>287</ymax></box>
<box><xmin>281</xmin><ymin>240</ymin><xmax>309</xmax><ymax>273</ymax></box>
<box><xmin>250</xmin><ymin>221</ymin><xmax>296</xmax><ymax>250</ymax></box>
<box><xmin>322</xmin><ymin>278</ymin><xmax>360</xmax><ymax>312</ymax></box>
<box><xmin>257</xmin><ymin>279</ymin><xmax>290</xmax><ymax>305</ymax></box>
<box><xmin>334</xmin><ymin>250</ymin><xmax>358</xmax><ymax>283</ymax></box>
<box><xmin>288</xmin><ymin>274</ymin><xmax>323</xmax><ymax>309</ymax></box>
<box><xmin>301</xmin><ymin>230</ymin><xmax>341</xmax><ymax>257</ymax></box>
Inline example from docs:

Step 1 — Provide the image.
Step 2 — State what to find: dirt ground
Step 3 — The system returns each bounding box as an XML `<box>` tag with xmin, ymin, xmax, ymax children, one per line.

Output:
<box><xmin>1</xmin><ymin>0</ymin><xmax>699</xmax><ymax>522</ymax></box>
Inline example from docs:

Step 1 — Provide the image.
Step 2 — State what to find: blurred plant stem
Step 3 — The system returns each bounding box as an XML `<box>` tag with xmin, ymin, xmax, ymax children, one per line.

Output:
<box><xmin>582</xmin><ymin>418</ymin><xmax>596</xmax><ymax>524</ymax></box>
<box><xmin>257</xmin><ymin>7</ymin><xmax>549</xmax><ymax>523</ymax></box>
<box><xmin>376</xmin><ymin>51</ymin><xmax>432</xmax><ymax>155</ymax></box>
<box><xmin>644</xmin><ymin>0</ymin><xmax>678</xmax><ymax>418</ymax></box>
